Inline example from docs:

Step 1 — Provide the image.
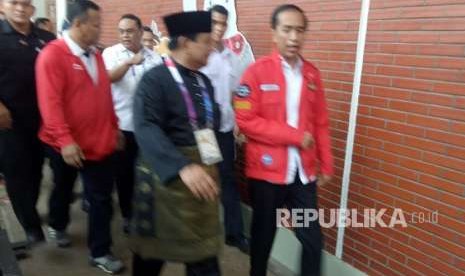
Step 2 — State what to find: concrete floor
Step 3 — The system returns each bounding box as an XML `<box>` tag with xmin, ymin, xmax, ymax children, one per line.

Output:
<box><xmin>9</xmin><ymin>167</ymin><xmax>275</xmax><ymax>276</ymax></box>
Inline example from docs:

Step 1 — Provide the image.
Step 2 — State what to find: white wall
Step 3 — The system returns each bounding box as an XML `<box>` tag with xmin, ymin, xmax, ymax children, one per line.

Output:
<box><xmin>32</xmin><ymin>0</ymin><xmax>47</xmax><ymax>18</ymax></box>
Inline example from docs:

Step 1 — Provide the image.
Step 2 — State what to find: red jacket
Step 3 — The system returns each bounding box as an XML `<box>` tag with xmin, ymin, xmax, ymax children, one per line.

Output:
<box><xmin>36</xmin><ymin>39</ymin><xmax>118</xmax><ymax>161</ymax></box>
<box><xmin>234</xmin><ymin>51</ymin><xmax>333</xmax><ymax>184</ymax></box>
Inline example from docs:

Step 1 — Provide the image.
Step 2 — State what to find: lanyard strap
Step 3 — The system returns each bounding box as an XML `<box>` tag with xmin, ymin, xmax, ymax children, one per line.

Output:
<box><xmin>164</xmin><ymin>56</ymin><xmax>213</xmax><ymax>130</ymax></box>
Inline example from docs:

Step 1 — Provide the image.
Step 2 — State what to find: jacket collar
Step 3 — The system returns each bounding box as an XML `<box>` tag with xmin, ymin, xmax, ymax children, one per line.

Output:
<box><xmin>1</xmin><ymin>19</ymin><xmax>40</xmax><ymax>36</ymax></box>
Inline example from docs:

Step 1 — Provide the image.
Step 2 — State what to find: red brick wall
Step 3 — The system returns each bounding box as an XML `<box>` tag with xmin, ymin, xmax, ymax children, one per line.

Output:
<box><xmin>93</xmin><ymin>1</ymin><xmax>465</xmax><ymax>275</ymax></box>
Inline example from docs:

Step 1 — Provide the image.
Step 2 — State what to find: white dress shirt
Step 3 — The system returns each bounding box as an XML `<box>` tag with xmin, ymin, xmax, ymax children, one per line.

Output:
<box><xmin>102</xmin><ymin>44</ymin><xmax>162</xmax><ymax>131</ymax></box>
<box><xmin>201</xmin><ymin>46</ymin><xmax>241</xmax><ymax>133</ymax></box>
<box><xmin>282</xmin><ymin>57</ymin><xmax>313</xmax><ymax>185</ymax></box>
<box><xmin>63</xmin><ymin>31</ymin><xmax>98</xmax><ymax>84</ymax></box>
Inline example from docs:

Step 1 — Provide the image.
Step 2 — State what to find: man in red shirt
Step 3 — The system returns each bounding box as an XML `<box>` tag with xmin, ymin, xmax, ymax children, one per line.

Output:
<box><xmin>234</xmin><ymin>4</ymin><xmax>333</xmax><ymax>276</ymax></box>
<box><xmin>36</xmin><ymin>0</ymin><xmax>124</xmax><ymax>274</ymax></box>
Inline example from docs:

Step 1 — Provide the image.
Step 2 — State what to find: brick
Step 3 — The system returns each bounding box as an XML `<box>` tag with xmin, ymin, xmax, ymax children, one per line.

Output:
<box><xmin>394</xmin><ymin>55</ymin><xmax>438</xmax><ymax>68</ymax></box>
<box><xmin>409</xmin><ymin>238</ymin><xmax>455</xmax><ymax>264</ymax></box>
<box><xmin>426</xmin><ymin>130</ymin><xmax>465</xmax><ymax>147</ymax></box>
<box><xmin>357</xmin><ymin>115</ymin><xmax>386</xmax><ymax>128</ymax></box>
<box><xmin>373</xmin><ymin>239</ymin><xmax>408</xmax><ymax>265</ymax></box>
<box><xmin>430</xmin><ymin>106</ymin><xmax>465</xmax><ymax>121</ymax></box>
<box><xmin>354</xmin><ymin>241</ymin><xmax>388</xmax><ymax>265</ymax></box>
<box><xmin>407</xmin><ymin>114</ymin><xmax>450</xmax><ymax>131</ymax></box>
<box><xmin>438</xmin><ymin>214</ymin><xmax>465</xmax><ymax>235</ymax></box>
<box><xmin>370</xmin><ymin>260</ymin><xmax>402</xmax><ymax>276</ymax></box>
<box><xmin>390</xmin><ymin>240</ymin><xmax>433</xmax><ymax>265</ymax></box>
<box><xmin>411</xmin><ymin>92</ymin><xmax>455</xmax><ymax>107</ymax></box>
<box><xmin>457</xmin><ymin>97</ymin><xmax>465</xmax><ymax>109</ymax></box>
<box><xmin>364</xmin><ymin>53</ymin><xmax>395</xmax><ymax>65</ymax></box>
<box><xmin>397</xmin><ymin>178</ymin><xmax>441</xmax><ymax>199</ymax></box>
<box><xmin>362</xmin><ymin>74</ymin><xmax>392</xmax><ymax>86</ymax></box>
<box><xmin>376</xmin><ymin>65</ymin><xmax>414</xmax><ymax>77</ymax></box>
<box><xmin>386</xmin><ymin>122</ymin><xmax>425</xmax><ymax>137</ymax></box>
<box><xmin>365</xmin><ymin>148</ymin><xmax>399</xmax><ymax>164</ymax></box>
<box><xmin>384</xmin><ymin>142</ymin><xmax>421</xmax><ymax>159</ymax></box>
<box><xmin>434</xmin><ymin>83</ymin><xmax>465</xmax><ymax>96</ymax></box>
<box><xmin>440</xmin><ymin>168</ymin><xmax>465</xmax><ymax>184</ymax></box>
<box><xmin>429</xmin><ymin>258</ymin><xmax>465</xmax><ymax>276</ymax></box>
<box><xmin>379</xmin><ymin>181</ymin><xmax>416</xmax><ymax>202</ymax></box>
<box><xmin>398</xmin><ymin>33</ymin><xmax>441</xmax><ymax>43</ymax></box>
<box><xmin>434</xmin><ymin>237</ymin><xmax>465</xmax><ymax>259</ymax></box>
<box><xmin>438</xmin><ymin>192</ymin><xmax>465</xmax><ymax>210</ymax></box>
<box><xmin>360</xmin><ymin>186</ymin><xmax>395</xmax><ymax>205</ymax></box>
<box><xmin>355</xmin><ymin>135</ymin><xmax>384</xmax><ymax>149</ymax></box>
<box><xmin>423</xmin><ymin>152</ymin><xmax>465</xmax><ymax>172</ymax></box>
<box><xmin>398</xmin><ymin>157</ymin><xmax>442</xmax><ymax>175</ymax></box>
<box><xmin>367</xmin><ymin>127</ymin><xmax>405</xmax><ymax>144</ymax></box>
<box><xmin>446</xmin><ymin>145</ymin><xmax>465</xmax><ymax>160</ymax></box>
<box><xmin>438</xmin><ymin>58</ymin><xmax>465</xmax><ymax>70</ymax></box>
<box><xmin>392</xmin><ymin>78</ymin><xmax>434</xmax><ymax>92</ymax></box>
<box><xmin>359</xmin><ymin>95</ymin><xmax>389</xmax><ymax>108</ymax></box>
<box><xmin>371</xmin><ymin>108</ymin><xmax>407</xmax><ymax>122</ymax></box>
<box><xmin>388</xmin><ymin>259</ymin><xmax>423</xmax><ymax>276</ymax></box>
<box><xmin>417</xmin><ymin>44</ymin><xmax>465</xmax><ymax>57</ymax></box>
<box><xmin>415</xmin><ymin>196</ymin><xmax>462</xmax><ymax>220</ymax></box>
<box><xmin>381</xmin><ymin>163</ymin><xmax>418</xmax><ymax>181</ymax></box>
<box><xmin>379</xmin><ymin>44</ymin><xmax>418</xmax><ymax>55</ymax></box>
<box><xmin>407</xmin><ymin>259</ymin><xmax>443</xmax><ymax>276</ymax></box>
<box><xmin>373</xmin><ymin>87</ymin><xmax>411</xmax><ymax>100</ymax></box>
<box><xmin>451</xmin><ymin>122</ymin><xmax>465</xmax><ymax>134</ymax></box>
<box><xmin>403</xmin><ymin>136</ymin><xmax>447</xmax><ymax>154</ymax></box>
<box><xmin>440</xmin><ymin>33</ymin><xmax>465</xmax><ymax>44</ymax></box>
<box><xmin>363</xmin><ymin>166</ymin><xmax>398</xmax><ymax>184</ymax></box>
<box><xmin>419</xmin><ymin>174</ymin><xmax>465</xmax><ymax>196</ymax></box>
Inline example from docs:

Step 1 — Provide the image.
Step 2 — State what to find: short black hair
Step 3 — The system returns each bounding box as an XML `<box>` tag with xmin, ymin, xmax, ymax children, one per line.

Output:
<box><xmin>168</xmin><ymin>34</ymin><xmax>198</xmax><ymax>51</ymax></box>
<box><xmin>142</xmin><ymin>26</ymin><xmax>153</xmax><ymax>33</ymax></box>
<box><xmin>271</xmin><ymin>4</ymin><xmax>308</xmax><ymax>30</ymax></box>
<box><xmin>67</xmin><ymin>0</ymin><xmax>100</xmax><ymax>24</ymax></box>
<box><xmin>35</xmin><ymin>17</ymin><xmax>51</xmax><ymax>27</ymax></box>
<box><xmin>120</xmin><ymin>14</ymin><xmax>142</xmax><ymax>29</ymax></box>
<box><xmin>210</xmin><ymin>5</ymin><xmax>228</xmax><ymax>17</ymax></box>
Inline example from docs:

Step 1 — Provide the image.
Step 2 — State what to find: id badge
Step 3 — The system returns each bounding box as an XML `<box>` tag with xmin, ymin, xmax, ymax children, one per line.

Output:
<box><xmin>194</xmin><ymin>129</ymin><xmax>223</xmax><ymax>165</ymax></box>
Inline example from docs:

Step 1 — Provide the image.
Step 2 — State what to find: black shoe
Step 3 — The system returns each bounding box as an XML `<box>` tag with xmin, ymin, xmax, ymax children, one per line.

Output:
<box><xmin>226</xmin><ymin>235</ymin><xmax>250</xmax><ymax>254</ymax></box>
<box><xmin>26</xmin><ymin>230</ymin><xmax>45</xmax><ymax>247</ymax></box>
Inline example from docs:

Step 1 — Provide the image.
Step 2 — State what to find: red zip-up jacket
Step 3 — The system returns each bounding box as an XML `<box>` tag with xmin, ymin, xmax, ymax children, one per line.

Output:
<box><xmin>234</xmin><ymin>51</ymin><xmax>333</xmax><ymax>184</ymax></box>
<box><xmin>36</xmin><ymin>39</ymin><xmax>118</xmax><ymax>161</ymax></box>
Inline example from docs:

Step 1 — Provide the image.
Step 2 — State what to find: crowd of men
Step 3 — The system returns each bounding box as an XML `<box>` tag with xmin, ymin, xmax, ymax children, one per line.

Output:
<box><xmin>0</xmin><ymin>0</ymin><xmax>333</xmax><ymax>275</ymax></box>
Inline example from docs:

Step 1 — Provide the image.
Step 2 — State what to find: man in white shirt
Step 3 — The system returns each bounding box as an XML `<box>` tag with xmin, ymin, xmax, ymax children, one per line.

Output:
<box><xmin>201</xmin><ymin>5</ymin><xmax>249</xmax><ymax>253</ymax></box>
<box><xmin>102</xmin><ymin>14</ymin><xmax>161</xmax><ymax>234</ymax></box>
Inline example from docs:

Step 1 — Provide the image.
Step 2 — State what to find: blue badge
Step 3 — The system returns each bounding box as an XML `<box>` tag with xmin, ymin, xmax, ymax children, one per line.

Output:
<box><xmin>261</xmin><ymin>154</ymin><xmax>273</xmax><ymax>166</ymax></box>
<box><xmin>236</xmin><ymin>84</ymin><xmax>251</xmax><ymax>98</ymax></box>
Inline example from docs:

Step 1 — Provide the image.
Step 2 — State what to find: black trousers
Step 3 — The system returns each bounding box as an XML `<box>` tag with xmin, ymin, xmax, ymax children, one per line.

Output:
<box><xmin>132</xmin><ymin>254</ymin><xmax>221</xmax><ymax>276</ymax></box>
<box><xmin>114</xmin><ymin>130</ymin><xmax>138</xmax><ymax>220</ymax></box>
<box><xmin>0</xmin><ymin>128</ymin><xmax>44</xmax><ymax>234</ymax></box>
<box><xmin>216</xmin><ymin>131</ymin><xmax>244</xmax><ymax>239</ymax></box>
<box><xmin>45</xmin><ymin>145</ymin><xmax>114</xmax><ymax>257</ymax></box>
<box><xmin>249</xmin><ymin>178</ymin><xmax>322</xmax><ymax>276</ymax></box>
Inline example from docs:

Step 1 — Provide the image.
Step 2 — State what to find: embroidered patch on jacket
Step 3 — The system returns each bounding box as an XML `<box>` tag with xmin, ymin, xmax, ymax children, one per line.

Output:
<box><xmin>236</xmin><ymin>84</ymin><xmax>251</xmax><ymax>98</ymax></box>
<box><xmin>234</xmin><ymin>101</ymin><xmax>252</xmax><ymax>110</ymax></box>
<box><xmin>261</xmin><ymin>154</ymin><xmax>273</xmax><ymax>166</ymax></box>
<box><xmin>260</xmin><ymin>84</ymin><xmax>280</xmax><ymax>92</ymax></box>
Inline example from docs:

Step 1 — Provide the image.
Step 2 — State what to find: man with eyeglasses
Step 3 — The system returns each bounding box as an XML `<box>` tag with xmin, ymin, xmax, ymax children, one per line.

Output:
<box><xmin>102</xmin><ymin>14</ymin><xmax>161</xmax><ymax>234</ymax></box>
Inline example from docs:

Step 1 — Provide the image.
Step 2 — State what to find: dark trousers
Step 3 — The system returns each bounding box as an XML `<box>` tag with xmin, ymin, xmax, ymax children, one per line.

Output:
<box><xmin>45</xmin><ymin>145</ymin><xmax>114</xmax><ymax>257</ymax></box>
<box><xmin>249</xmin><ymin>178</ymin><xmax>322</xmax><ymax>276</ymax></box>
<box><xmin>0</xmin><ymin>128</ymin><xmax>44</xmax><ymax>234</ymax></box>
<box><xmin>217</xmin><ymin>131</ymin><xmax>244</xmax><ymax>239</ymax></box>
<box><xmin>114</xmin><ymin>130</ymin><xmax>137</xmax><ymax>220</ymax></box>
<box><xmin>132</xmin><ymin>254</ymin><xmax>221</xmax><ymax>276</ymax></box>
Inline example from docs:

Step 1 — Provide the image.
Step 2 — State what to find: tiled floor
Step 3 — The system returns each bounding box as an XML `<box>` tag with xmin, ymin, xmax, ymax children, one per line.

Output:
<box><xmin>2</xmin><ymin>167</ymin><xmax>275</xmax><ymax>276</ymax></box>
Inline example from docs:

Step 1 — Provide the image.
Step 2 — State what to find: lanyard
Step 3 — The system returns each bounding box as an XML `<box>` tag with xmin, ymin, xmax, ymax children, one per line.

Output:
<box><xmin>164</xmin><ymin>56</ymin><xmax>214</xmax><ymax>130</ymax></box>
<box><xmin>125</xmin><ymin>50</ymin><xmax>146</xmax><ymax>78</ymax></box>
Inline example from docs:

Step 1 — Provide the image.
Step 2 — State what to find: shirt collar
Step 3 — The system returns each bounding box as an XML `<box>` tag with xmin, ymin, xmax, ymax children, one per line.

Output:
<box><xmin>63</xmin><ymin>31</ymin><xmax>96</xmax><ymax>57</ymax></box>
<box><xmin>280</xmin><ymin>55</ymin><xmax>303</xmax><ymax>71</ymax></box>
